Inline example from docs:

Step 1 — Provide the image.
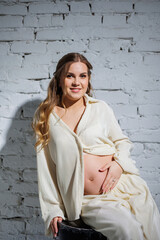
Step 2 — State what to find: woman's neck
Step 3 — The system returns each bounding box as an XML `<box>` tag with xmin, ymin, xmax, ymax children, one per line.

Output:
<box><xmin>62</xmin><ymin>96</ymin><xmax>85</xmax><ymax>110</ymax></box>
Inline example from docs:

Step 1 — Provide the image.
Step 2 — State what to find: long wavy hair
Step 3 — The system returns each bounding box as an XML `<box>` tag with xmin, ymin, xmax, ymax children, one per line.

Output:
<box><xmin>32</xmin><ymin>52</ymin><xmax>94</xmax><ymax>151</ymax></box>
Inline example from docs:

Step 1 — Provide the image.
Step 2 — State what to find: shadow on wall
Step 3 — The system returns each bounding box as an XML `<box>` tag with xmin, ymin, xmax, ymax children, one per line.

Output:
<box><xmin>0</xmin><ymin>100</ymin><xmax>50</xmax><ymax>239</ymax></box>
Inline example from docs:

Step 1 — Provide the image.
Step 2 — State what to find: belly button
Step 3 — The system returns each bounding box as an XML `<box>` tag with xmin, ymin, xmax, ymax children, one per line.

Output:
<box><xmin>89</xmin><ymin>177</ymin><xmax>94</xmax><ymax>181</ymax></box>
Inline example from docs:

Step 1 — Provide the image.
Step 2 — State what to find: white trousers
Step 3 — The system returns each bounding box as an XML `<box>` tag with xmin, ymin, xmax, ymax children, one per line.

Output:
<box><xmin>81</xmin><ymin>173</ymin><xmax>160</xmax><ymax>240</ymax></box>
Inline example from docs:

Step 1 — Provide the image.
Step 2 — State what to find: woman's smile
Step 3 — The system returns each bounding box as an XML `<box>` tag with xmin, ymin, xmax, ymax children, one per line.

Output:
<box><xmin>70</xmin><ymin>88</ymin><xmax>81</xmax><ymax>93</ymax></box>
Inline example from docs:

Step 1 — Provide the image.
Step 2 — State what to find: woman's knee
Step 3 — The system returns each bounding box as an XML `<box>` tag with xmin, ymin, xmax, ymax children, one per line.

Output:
<box><xmin>113</xmin><ymin>215</ymin><xmax>143</xmax><ymax>240</ymax></box>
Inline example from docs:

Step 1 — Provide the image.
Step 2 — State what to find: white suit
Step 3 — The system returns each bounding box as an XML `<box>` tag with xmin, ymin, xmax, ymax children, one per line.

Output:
<box><xmin>36</xmin><ymin>93</ymin><xmax>160</xmax><ymax>239</ymax></box>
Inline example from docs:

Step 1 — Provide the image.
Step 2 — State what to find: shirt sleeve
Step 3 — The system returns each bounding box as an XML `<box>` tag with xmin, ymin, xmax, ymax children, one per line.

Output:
<box><xmin>36</xmin><ymin>142</ymin><xmax>66</xmax><ymax>236</ymax></box>
<box><xmin>107</xmin><ymin>104</ymin><xmax>140</xmax><ymax>175</ymax></box>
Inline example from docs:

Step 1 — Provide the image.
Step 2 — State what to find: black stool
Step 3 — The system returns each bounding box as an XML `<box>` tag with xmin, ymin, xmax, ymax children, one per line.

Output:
<box><xmin>53</xmin><ymin>218</ymin><xmax>107</xmax><ymax>240</ymax></box>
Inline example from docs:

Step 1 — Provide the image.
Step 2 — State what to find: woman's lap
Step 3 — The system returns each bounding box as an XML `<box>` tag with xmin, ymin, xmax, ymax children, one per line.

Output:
<box><xmin>81</xmin><ymin>173</ymin><xmax>160</xmax><ymax>240</ymax></box>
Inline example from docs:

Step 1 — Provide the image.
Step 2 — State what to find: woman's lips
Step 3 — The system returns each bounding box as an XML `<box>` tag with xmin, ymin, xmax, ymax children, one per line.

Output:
<box><xmin>70</xmin><ymin>88</ymin><xmax>81</xmax><ymax>93</ymax></box>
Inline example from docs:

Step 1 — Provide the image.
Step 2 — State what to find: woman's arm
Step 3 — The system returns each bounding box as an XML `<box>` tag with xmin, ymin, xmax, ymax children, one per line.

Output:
<box><xmin>107</xmin><ymin>104</ymin><xmax>139</xmax><ymax>175</ymax></box>
<box><xmin>36</xmin><ymin>142</ymin><xmax>66</xmax><ymax>237</ymax></box>
<box><xmin>99</xmin><ymin>103</ymin><xmax>140</xmax><ymax>193</ymax></box>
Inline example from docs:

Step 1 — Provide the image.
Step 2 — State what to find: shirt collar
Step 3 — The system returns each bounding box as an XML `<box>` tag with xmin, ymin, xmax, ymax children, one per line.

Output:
<box><xmin>84</xmin><ymin>93</ymin><xmax>99</xmax><ymax>105</ymax></box>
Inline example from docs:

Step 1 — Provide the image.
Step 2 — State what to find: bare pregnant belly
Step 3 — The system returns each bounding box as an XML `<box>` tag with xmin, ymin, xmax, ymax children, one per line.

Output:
<box><xmin>83</xmin><ymin>152</ymin><xmax>114</xmax><ymax>195</ymax></box>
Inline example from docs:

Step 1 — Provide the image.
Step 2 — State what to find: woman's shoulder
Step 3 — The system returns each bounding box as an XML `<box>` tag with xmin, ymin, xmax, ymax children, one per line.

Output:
<box><xmin>87</xmin><ymin>94</ymin><xmax>113</xmax><ymax>112</ymax></box>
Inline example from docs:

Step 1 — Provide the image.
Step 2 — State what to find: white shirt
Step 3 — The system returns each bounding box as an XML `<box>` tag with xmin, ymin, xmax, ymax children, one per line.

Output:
<box><xmin>36</xmin><ymin>93</ymin><xmax>139</xmax><ymax>236</ymax></box>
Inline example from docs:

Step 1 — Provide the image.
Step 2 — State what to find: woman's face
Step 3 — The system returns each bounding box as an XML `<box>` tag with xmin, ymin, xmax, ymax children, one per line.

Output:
<box><xmin>60</xmin><ymin>61</ymin><xmax>89</xmax><ymax>103</ymax></box>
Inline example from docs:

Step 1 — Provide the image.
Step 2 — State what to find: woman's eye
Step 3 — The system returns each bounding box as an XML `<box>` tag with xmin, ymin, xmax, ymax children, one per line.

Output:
<box><xmin>81</xmin><ymin>75</ymin><xmax>86</xmax><ymax>78</ymax></box>
<box><xmin>66</xmin><ymin>74</ymin><xmax>72</xmax><ymax>78</ymax></box>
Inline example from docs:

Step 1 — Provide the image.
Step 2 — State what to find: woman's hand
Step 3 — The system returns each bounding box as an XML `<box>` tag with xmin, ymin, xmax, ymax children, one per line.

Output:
<box><xmin>50</xmin><ymin>216</ymin><xmax>63</xmax><ymax>238</ymax></box>
<box><xmin>99</xmin><ymin>160</ymin><xmax>123</xmax><ymax>194</ymax></box>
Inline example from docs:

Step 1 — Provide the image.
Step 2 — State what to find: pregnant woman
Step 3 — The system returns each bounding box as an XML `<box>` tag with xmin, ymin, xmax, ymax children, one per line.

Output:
<box><xmin>32</xmin><ymin>52</ymin><xmax>160</xmax><ymax>240</ymax></box>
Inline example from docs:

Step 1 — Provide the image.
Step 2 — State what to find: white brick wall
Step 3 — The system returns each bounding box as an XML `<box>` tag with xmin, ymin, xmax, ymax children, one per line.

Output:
<box><xmin>0</xmin><ymin>0</ymin><xmax>160</xmax><ymax>239</ymax></box>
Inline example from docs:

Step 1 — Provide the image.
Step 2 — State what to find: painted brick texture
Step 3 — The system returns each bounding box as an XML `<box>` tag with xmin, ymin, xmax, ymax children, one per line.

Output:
<box><xmin>0</xmin><ymin>0</ymin><xmax>160</xmax><ymax>239</ymax></box>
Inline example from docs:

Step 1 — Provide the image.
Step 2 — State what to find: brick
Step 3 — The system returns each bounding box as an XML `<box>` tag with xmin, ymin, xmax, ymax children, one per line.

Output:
<box><xmin>64</xmin><ymin>14</ymin><xmax>101</xmax><ymax>26</ymax></box>
<box><xmin>47</xmin><ymin>40</ymin><xmax>87</xmax><ymax>53</ymax></box>
<box><xmin>36</xmin><ymin>14</ymin><xmax>52</xmax><ymax>27</ymax></box>
<box><xmin>0</xmin><ymin>55</ymin><xmax>22</xmax><ymax>66</ymax></box>
<box><xmin>92</xmin><ymin>68</ymin><xmax>123</xmax><ymax>90</ymax></box>
<box><xmin>48</xmin><ymin>61</ymin><xmax>61</xmax><ymax>76</ymax></box>
<box><xmin>22</xmin><ymin>99</ymin><xmax>42</xmax><ymax>118</ymax></box>
<box><xmin>0</xmin><ymin>4</ymin><xmax>27</xmax><ymax>15</ymax></box>
<box><xmin>103</xmin><ymin>15</ymin><xmax>126</xmax><ymax>27</ymax></box>
<box><xmin>39</xmin><ymin>78</ymin><xmax>52</xmax><ymax>92</ymax></box>
<box><xmin>0</xmin><ymin>234</ymin><xmax>25</xmax><ymax>240</ymax></box>
<box><xmin>128</xmin><ymin>129</ymin><xmax>160</xmax><ymax>143</ymax></box>
<box><xmin>140</xmin><ymin>170</ymin><xmax>160</xmax><ymax>180</ymax></box>
<box><xmin>8</xmin><ymin>65</ymin><xmax>48</xmax><ymax>79</ymax></box>
<box><xmin>11</xmin><ymin>41</ymin><xmax>46</xmax><ymax>53</ymax></box>
<box><xmin>137</xmin><ymin>156</ymin><xmax>160</xmax><ymax>171</ymax></box>
<box><xmin>143</xmin><ymin>54</ymin><xmax>160</xmax><ymax>66</ymax></box>
<box><xmin>24</xmin><ymin>14</ymin><xmax>63</xmax><ymax>28</ymax></box>
<box><xmin>131</xmin><ymin>142</ymin><xmax>144</xmax><ymax>157</ymax></box>
<box><xmin>127</xmin><ymin>13</ymin><xmax>160</xmax><ymax>27</ymax></box>
<box><xmin>1</xmin><ymin>79</ymin><xmax>41</xmax><ymax>94</ymax></box>
<box><xmin>0</xmin><ymin>92</ymin><xmax>42</xmax><ymax>114</ymax></box>
<box><xmin>29</xmin><ymin>3</ymin><xmax>69</xmax><ymax>14</ymax></box>
<box><xmin>27</xmin><ymin>235</ymin><xmax>49</xmax><ymax>240</ymax></box>
<box><xmin>0</xmin><ymin>219</ymin><xmax>25</xmax><ymax>235</ymax></box>
<box><xmin>125</xmin><ymin>76</ymin><xmax>160</xmax><ymax>92</ymax></box>
<box><xmin>0</xmin><ymin>43</ymin><xmax>9</xmax><ymax>55</ymax></box>
<box><xmin>69</xmin><ymin>25</ymin><xmax>136</xmax><ymax>39</ymax></box>
<box><xmin>0</xmin><ymin>16</ymin><xmax>23</xmax><ymax>28</ymax></box>
<box><xmin>135</xmin><ymin>2</ymin><xmax>160</xmax><ymax>13</ymax></box>
<box><xmin>23</xmin><ymin>169</ymin><xmax>37</xmax><ymax>182</ymax></box>
<box><xmin>0</xmin><ymin>192</ymin><xmax>20</xmax><ymax>206</ymax></box>
<box><xmin>113</xmin><ymin>105</ymin><xmax>137</xmax><ymax>118</ymax></box>
<box><xmin>70</xmin><ymin>2</ymin><xmax>90</xmax><ymax>13</ymax></box>
<box><xmin>95</xmin><ymin>90</ymin><xmax>129</xmax><ymax>105</ymax></box>
<box><xmin>0</xmin><ymin>179</ymin><xmax>9</xmax><ymax>192</ymax></box>
<box><xmin>36</xmin><ymin>28</ymin><xmax>72</xmax><ymax>41</ymax></box>
<box><xmin>0</xmin><ymin>168</ymin><xmax>21</xmax><ymax>181</ymax></box>
<box><xmin>24</xmin><ymin>54</ymin><xmax>52</xmax><ymax>65</ymax></box>
<box><xmin>138</xmin><ymin>105</ymin><xmax>160</xmax><ymax>116</ymax></box>
<box><xmin>120</xmin><ymin>117</ymin><xmax>139</xmax><ymax>130</ymax></box>
<box><xmin>0</xmin><ymin>67</ymin><xmax>7</xmax><ymax>80</ymax></box>
<box><xmin>102</xmin><ymin>52</ymin><xmax>142</xmax><ymax>70</ymax></box>
<box><xmin>130</xmin><ymin>91</ymin><xmax>160</xmax><ymax>105</ymax></box>
<box><xmin>130</xmin><ymin>39</ymin><xmax>160</xmax><ymax>52</ymax></box>
<box><xmin>26</xmin><ymin>218</ymin><xmax>44</xmax><ymax>234</ymax></box>
<box><xmin>23</xmin><ymin>15</ymin><xmax>38</xmax><ymax>27</ymax></box>
<box><xmin>89</xmin><ymin>39</ymin><xmax>139</xmax><ymax>56</ymax></box>
<box><xmin>0</xmin><ymin>117</ymin><xmax>12</xmax><ymax>149</ymax></box>
<box><xmin>144</xmin><ymin>143</ymin><xmax>160</xmax><ymax>156</ymax></box>
<box><xmin>147</xmin><ymin>182</ymin><xmax>160</xmax><ymax>195</ymax></box>
<box><xmin>0</xmin><ymin>105</ymin><xmax>16</xmax><ymax>118</ymax></box>
<box><xmin>155</xmin><ymin>194</ymin><xmax>160</xmax><ymax>210</ymax></box>
<box><xmin>51</xmin><ymin>15</ymin><xmax>64</xmax><ymax>27</ymax></box>
<box><xmin>20</xmin><ymin>0</ymin><xmax>45</xmax><ymax>2</ymax></box>
<box><xmin>12</xmin><ymin>182</ymin><xmax>38</xmax><ymax>194</ymax></box>
<box><xmin>0</xmin><ymin>29</ymin><xmax>34</xmax><ymax>41</ymax></box>
<box><xmin>92</xmin><ymin>2</ymin><xmax>132</xmax><ymax>13</ymax></box>
<box><xmin>120</xmin><ymin>116</ymin><xmax>160</xmax><ymax>130</ymax></box>
<box><xmin>23</xmin><ymin>196</ymin><xmax>39</xmax><ymax>207</ymax></box>
<box><xmin>1</xmin><ymin>205</ymin><xmax>41</xmax><ymax>219</ymax></box>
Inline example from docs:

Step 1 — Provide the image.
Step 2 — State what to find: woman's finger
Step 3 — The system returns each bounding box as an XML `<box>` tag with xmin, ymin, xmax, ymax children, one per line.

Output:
<box><xmin>101</xmin><ymin>174</ymin><xmax>112</xmax><ymax>193</ymax></box>
<box><xmin>53</xmin><ymin>218</ymin><xmax>59</xmax><ymax>237</ymax></box>
<box><xmin>58</xmin><ymin>217</ymin><xmax>63</xmax><ymax>222</ymax></box>
<box><xmin>99</xmin><ymin>162</ymin><xmax>111</xmax><ymax>172</ymax></box>
<box><xmin>110</xmin><ymin>180</ymin><xmax>117</xmax><ymax>190</ymax></box>
<box><xmin>50</xmin><ymin>222</ymin><xmax>55</xmax><ymax>237</ymax></box>
<box><xmin>103</xmin><ymin>177</ymin><xmax>118</xmax><ymax>193</ymax></box>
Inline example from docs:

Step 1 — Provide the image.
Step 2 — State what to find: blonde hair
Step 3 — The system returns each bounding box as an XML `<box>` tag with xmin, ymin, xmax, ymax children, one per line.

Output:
<box><xmin>32</xmin><ymin>52</ymin><xmax>94</xmax><ymax>150</ymax></box>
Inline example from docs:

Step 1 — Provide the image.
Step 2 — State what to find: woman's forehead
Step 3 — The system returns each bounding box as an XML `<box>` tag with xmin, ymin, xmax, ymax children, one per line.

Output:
<box><xmin>67</xmin><ymin>62</ymin><xmax>88</xmax><ymax>73</ymax></box>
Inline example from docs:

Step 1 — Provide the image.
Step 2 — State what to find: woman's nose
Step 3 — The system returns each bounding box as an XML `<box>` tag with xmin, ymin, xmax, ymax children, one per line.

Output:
<box><xmin>73</xmin><ymin>77</ymin><xmax>80</xmax><ymax>84</ymax></box>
